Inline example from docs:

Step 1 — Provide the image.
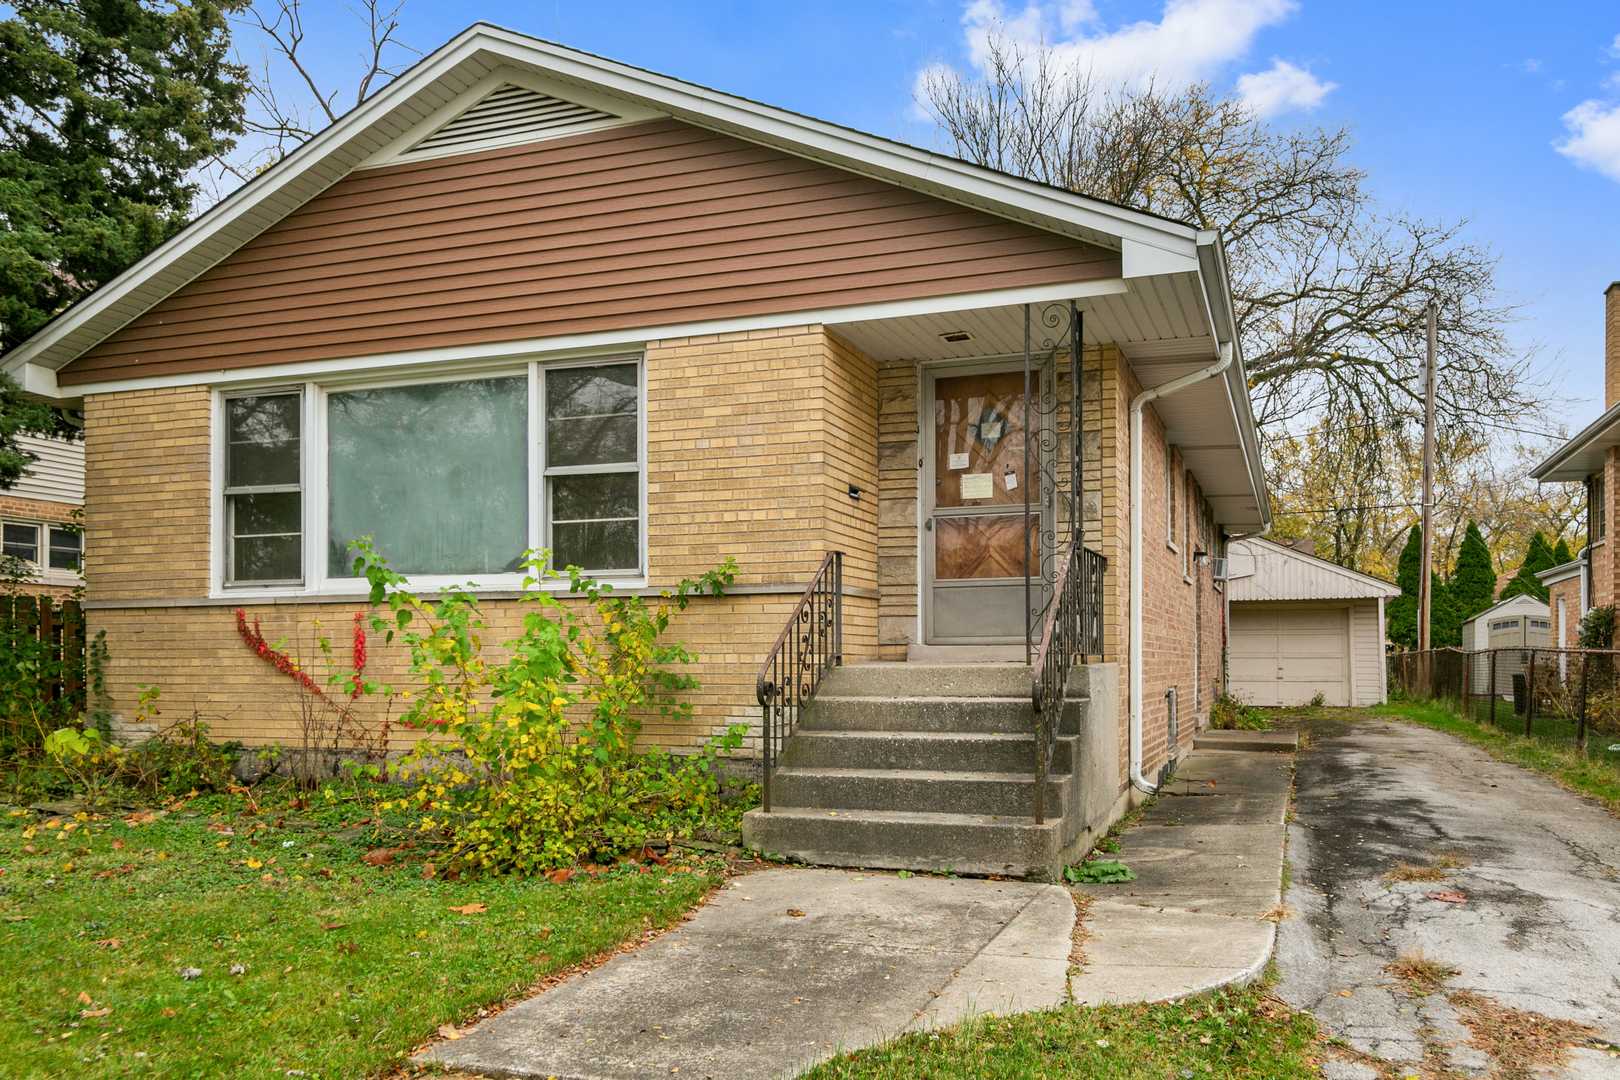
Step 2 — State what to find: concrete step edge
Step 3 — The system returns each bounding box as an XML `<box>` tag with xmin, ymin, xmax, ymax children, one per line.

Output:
<box><xmin>749</xmin><ymin>805</ymin><xmax>1059</xmax><ymax>830</ymax></box>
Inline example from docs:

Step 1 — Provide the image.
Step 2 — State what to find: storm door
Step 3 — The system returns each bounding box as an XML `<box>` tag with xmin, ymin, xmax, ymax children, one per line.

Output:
<box><xmin>923</xmin><ymin>366</ymin><xmax>1048</xmax><ymax>644</ymax></box>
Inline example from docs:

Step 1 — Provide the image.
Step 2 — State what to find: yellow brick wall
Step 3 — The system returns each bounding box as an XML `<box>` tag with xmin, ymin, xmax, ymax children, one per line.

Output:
<box><xmin>84</xmin><ymin>327</ymin><xmax>880</xmax><ymax>750</ymax></box>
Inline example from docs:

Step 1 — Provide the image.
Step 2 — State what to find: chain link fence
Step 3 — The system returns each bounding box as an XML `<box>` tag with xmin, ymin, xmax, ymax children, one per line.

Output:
<box><xmin>1388</xmin><ymin>646</ymin><xmax>1620</xmax><ymax>767</ymax></box>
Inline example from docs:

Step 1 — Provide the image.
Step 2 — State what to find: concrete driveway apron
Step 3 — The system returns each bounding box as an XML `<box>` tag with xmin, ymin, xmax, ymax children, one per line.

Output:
<box><xmin>422</xmin><ymin>868</ymin><xmax>1074</xmax><ymax>1080</ymax></box>
<box><xmin>1275</xmin><ymin>716</ymin><xmax>1620</xmax><ymax>1079</ymax></box>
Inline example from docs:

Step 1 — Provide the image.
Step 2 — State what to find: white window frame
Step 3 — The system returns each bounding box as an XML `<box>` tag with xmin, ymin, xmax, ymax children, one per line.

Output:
<box><xmin>220</xmin><ymin>387</ymin><xmax>306</xmax><ymax>588</ymax></box>
<box><xmin>211</xmin><ymin>355</ymin><xmax>647</xmax><ymax>598</ymax></box>
<box><xmin>0</xmin><ymin>517</ymin><xmax>84</xmax><ymax>584</ymax></box>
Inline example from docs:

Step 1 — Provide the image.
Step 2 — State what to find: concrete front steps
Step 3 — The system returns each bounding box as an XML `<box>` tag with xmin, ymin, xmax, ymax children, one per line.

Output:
<box><xmin>741</xmin><ymin>662</ymin><xmax>1117</xmax><ymax>880</ymax></box>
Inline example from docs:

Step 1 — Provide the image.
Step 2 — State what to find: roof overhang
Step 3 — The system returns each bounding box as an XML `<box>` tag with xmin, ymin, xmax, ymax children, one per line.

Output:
<box><xmin>1532</xmin><ymin>399</ymin><xmax>1620</xmax><ymax>482</ymax></box>
<box><xmin>1225</xmin><ymin>537</ymin><xmax>1398</xmax><ymax>601</ymax></box>
<box><xmin>1536</xmin><ymin>558</ymin><xmax>1584</xmax><ymax>586</ymax></box>
<box><xmin>0</xmin><ymin>22</ymin><xmax>1268</xmax><ymax>530</ymax></box>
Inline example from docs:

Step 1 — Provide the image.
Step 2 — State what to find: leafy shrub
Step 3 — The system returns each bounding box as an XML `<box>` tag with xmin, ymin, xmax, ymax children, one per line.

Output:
<box><xmin>1210</xmin><ymin>693</ymin><xmax>1270</xmax><ymax>730</ymax></box>
<box><xmin>350</xmin><ymin>540</ymin><xmax>745</xmax><ymax>873</ymax></box>
<box><xmin>1578</xmin><ymin>606</ymin><xmax>1616</xmax><ymax>649</ymax></box>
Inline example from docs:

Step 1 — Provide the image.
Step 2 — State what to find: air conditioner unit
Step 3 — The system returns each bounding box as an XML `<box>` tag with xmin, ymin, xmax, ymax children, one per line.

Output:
<box><xmin>1211</xmin><ymin>557</ymin><xmax>1230</xmax><ymax>582</ymax></box>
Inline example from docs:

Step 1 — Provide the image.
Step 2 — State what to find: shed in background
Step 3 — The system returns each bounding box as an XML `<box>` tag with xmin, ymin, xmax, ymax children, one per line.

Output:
<box><xmin>1459</xmin><ymin>595</ymin><xmax>1551</xmax><ymax>653</ymax></box>
<box><xmin>1225</xmin><ymin>538</ymin><xmax>1399</xmax><ymax>707</ymax></box>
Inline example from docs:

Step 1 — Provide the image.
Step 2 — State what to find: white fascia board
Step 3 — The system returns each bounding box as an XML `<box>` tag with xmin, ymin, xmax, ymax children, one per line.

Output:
<box><xmin>21</xmin><ymin>364</ymin><xmax>60</xmax><ymax>399</ymax></box>
<box><xmin>60</xmin><ymin>276</ymin><xmax>1132</xmax><ymax>396</ymax></box>
<box><xmin>1536</xmin><ymin>560</ymin><xmax>1583</xmax><ymax>585</ymax></box>
<box><xmin>1531</xmin><ymin>399</ymin><xmax>1620</xmax><ymax>482</ymax></box>
<box><xmin>1122</xmin><ymin>238</ymin><xmax>1200</xmax><ymax>278</ymax></box>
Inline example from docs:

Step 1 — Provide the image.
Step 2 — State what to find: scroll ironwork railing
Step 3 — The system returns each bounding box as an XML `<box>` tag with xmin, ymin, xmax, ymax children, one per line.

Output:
<box><xmin>1030</xmin><ymin>542</ymin><xmax>1106</xmax><ymax>824</ymax></box>
<box><xmin>755</xmin><ymin>551</ymin><xmax>843</xmax><ymax>813</ymax></box>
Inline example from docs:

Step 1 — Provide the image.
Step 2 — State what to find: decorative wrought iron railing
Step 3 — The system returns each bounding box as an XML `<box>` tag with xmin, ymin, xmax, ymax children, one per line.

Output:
<box><xmin>1030</xmin><ymin>542</ymin><xmax>1106</xmax><ymax>824</ymax></box>
<box><xmin>756</xmin><ymin>551</ymin><xmax>843</xmax><ymax>813</ymax></box>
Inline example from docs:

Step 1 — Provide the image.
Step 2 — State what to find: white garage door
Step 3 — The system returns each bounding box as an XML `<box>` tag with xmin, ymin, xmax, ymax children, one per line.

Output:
<box><xmin>1229</xmin><ymin>603</ymin><xmax>1350</xmax><ymax>707</ymax></box>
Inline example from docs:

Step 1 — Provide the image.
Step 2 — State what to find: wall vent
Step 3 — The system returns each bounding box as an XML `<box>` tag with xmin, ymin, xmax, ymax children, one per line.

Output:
<box><xmin>399</xmin><ymin>85</ymin><xmax>620</xmax><ymax>162</ymax></box>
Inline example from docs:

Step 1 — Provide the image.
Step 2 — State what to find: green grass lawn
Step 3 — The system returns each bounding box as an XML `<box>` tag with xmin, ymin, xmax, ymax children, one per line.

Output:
<box><xmin>0</xmin><ymin>792</ymin><xmax>720</xmax><ymax>1080</ymax></box>
<box><xmin>802</xmin><ymin>979</ymin><xmax>1322</xmax><ymax>1080</ymax></box>
<box><xmin>1374</xmin><ymin>699</ymin><xmax>1620</xmax><ymax>813</ymax></box>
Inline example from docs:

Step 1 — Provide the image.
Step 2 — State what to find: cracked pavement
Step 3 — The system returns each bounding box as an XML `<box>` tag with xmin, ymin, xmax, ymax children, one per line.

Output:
<box><xmin>1274</xmin><ymin>716</ymin><xmax>1620</xmax><ymax>1078</ymax></box>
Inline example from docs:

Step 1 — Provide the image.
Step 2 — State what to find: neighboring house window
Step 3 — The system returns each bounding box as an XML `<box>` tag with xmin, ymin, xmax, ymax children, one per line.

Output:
<box><xmin>47</xmin><ymin>527</ymin><xmax>81</xmax><ymax>571</ymax></box>
<box><xmin>544</xmin><ymin>363</ymin><xmax>641</xmax><ymax>572</ymax></box>
<box><xmin>2</xmin><ymin>522</ymin><xmax>39</xmax><ymax>564</ymax></box>
<box><xmin>2</xmin><ymin>521</ymin><xmax>82</xmax><ymax>574</ymax></box>
<box><xmin>225</xmin><ymin>392</ymin><xmax>303</xmax><ymax>584</ymax></box>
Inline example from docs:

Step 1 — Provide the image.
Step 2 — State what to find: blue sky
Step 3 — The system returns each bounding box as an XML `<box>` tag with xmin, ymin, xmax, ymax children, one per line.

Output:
<box><xmin>271</xmin><ymin>1</ymin><xmax>1620</xmax><ymax>433</ymax></box>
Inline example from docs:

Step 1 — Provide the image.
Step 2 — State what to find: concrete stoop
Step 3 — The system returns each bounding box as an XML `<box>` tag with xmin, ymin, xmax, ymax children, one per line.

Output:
<box><xmin>742</xmin><ymin>661</ymin><xmax>1119</xmax><ymax>880</ymax></box>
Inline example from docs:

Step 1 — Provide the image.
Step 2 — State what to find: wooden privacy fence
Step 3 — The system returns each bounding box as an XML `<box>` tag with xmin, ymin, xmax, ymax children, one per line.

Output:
<box><xmin>0</xmin><ymin>595</ymin><xmax>86</xmax><ymax>704</ymax></box>
<box><xmin>1388</xmin><ymin>646</ymin><xmax>1620</xmax><ymax>758</ymax></box>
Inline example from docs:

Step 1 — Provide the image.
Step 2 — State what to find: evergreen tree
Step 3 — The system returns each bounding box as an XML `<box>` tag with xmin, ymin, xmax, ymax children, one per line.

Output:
<box><xmin>1552</xmin><ymin>537</ymin><xmax>1573</xmax><ymax>565</ymax></box>
<box><xmin>0</xmin><ymin>0</ymin><xmax>247</xmax><ymax>484</ymax></box>
<box><xmin>1450</xmin><ymin>521</ymin><xmax>1496</xmax><ymax>620</ymax></box>
<box><xmin>1386</xmin><ymin>524</ymin><xmax>1423</xmax><ymax>647</ymax></box>
<box><xmin>1500</xmin><ymin>531</ymin><xmax>1556</xmax><ymax>602</ymax></box>
<box><xmin>1431</xmin><ymin>575</ymin><xmax>1463</xmax><ymax>648</ymax></box>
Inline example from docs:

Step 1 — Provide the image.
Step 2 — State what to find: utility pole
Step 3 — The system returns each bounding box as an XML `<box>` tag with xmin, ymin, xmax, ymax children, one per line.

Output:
<box><xmin>1418</xmin><ymin>301</ymin><xmax>1437</xmax><ymax>653</ymax></box>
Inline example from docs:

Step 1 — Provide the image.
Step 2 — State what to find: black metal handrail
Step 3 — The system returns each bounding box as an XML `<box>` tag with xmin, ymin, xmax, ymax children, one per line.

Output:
<box><xmin>756</xmin><ymin>551</ymin><xmax>843</xmax><ymax>813</ymax></box>
<box><xmin>1030</xmin><ymin>542</ymin><xmax>1106</xmax><ymax>824</ymax></box>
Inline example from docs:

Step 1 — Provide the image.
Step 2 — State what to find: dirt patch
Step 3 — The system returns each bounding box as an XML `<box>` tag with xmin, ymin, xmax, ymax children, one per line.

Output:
<box><xmin>1449</xmin><ymin>989</ymin><xmax>1602</xmax><ymax>1080</ymax></box>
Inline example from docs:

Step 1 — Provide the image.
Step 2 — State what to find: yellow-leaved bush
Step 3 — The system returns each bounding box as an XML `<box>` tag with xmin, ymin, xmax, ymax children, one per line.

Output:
<box><xmin>348</xmin><ymin>539</ymin><xmax>747</xmax><ymax>873</ymax></box>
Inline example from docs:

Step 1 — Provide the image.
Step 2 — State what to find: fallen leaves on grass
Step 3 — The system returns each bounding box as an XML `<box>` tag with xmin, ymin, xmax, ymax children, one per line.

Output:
<box><xmin>92</xmin><ymin>938</ymin><xmax>123</xmax><ymax>949</ymax></box>
<box><xmin>1451</xmin><ymin>989</ymin><xmax>1601</xmax><ymax>1080</ymax></box>
<box><xmin>79</xmin><ymin>1007</ymin><xmax>111</xmax><ymax>1018</ymax></box>
<box><xmin>321</xmin><ymin>922</ymin><xmax>349</xmax><ymax>931</ymax></box>
<box><xmin>437</xmin><ymin>1024</ymin><xmax>463</xmax><ymax>1040</ymax></box>
<box><xmin>1385</xmin><ymin>948</ymin><xmax>1458</xmax><ymax>996</ymax></box>
<box><xmin>362</xmin><ymin>847</ymin><xmax>400</xmax><ymax>867</ymax></box>
<box><xmin>448</xmin><ymin>903</ymin><xmax>488</xmax><ymax>915</ymax></box>
<box><xmin>546</xmin><ymin>868</ymin><xmax>576</xmax><ymax>884</ymax></box>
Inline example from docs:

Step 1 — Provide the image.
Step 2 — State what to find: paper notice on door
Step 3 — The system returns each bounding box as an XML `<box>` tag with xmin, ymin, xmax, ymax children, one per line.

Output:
<box><xmin>1002</xmin><ymin>468</ymin><xmax>1017</xmax><ymax>491</ymax></box>
<box><xmin>961</xmin><ymin>473</ymin><xmax>993</xmax><ymax>500</ymax></box>
<box><xmin>947</xmin><ymin>452</ymin><xmax>970</xmax><ymax>471</ymax></box>
<box><xmin>980</xmin><ymin>420</ymin><xmax>1003</xmax><ymax>441</ymax></box>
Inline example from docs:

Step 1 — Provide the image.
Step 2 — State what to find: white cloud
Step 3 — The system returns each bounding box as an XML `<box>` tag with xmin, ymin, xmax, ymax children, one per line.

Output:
<box><xmin>1557</xmin><ymin>98</ymin><xmax>1620</xmax><ymax>181</ymax></box>
<box><xmin>953</xmin><ymin>0</ymin><xmax>1330</xmax><ymax>108</ymax></box>
<box><xmin>1236</xmin><ymin>58</ymin><xmax>1335</xmax><ymax>115</ymax></box>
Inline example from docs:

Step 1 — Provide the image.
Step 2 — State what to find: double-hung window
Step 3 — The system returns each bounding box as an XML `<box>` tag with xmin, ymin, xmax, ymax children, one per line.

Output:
<box><xmin>224</xmin><ymin>392</ymin><xmax>303</xmax><ymax>584</ymax></box>
<box><xmin>544</xmin><ymin>363</ymin><xmax>641</xmax><ymax>573</ymax></box>
<box><xmin>1</xmin><ymin>522</ymin><xmax>81</xmax><ymax>573</ymax></box>
<box><xmin>219</xmin><ymin>360</ymin><xmax>644</xmax><ymax>591</ymax></box>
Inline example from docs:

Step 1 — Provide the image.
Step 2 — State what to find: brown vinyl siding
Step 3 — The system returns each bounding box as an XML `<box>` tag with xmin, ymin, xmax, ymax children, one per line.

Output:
<box><xmin>62</xmin><ymin>120</ymin><xmax>1120</xmax><ymax>386</ymax></box>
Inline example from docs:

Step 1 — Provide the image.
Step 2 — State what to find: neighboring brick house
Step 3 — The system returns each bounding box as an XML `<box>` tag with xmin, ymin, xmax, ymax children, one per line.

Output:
<box><xmin>0</xmin><ymin>26</ymin><xmax>1269</xmax><ymax>877</ymax></box>
<box><xmin>0</xmin><ymin>433</ymin><xmax>85</xmax><ymax>599</ymax></box>
<box><xmin>1534</xmin><ymin>281</ymin><xmax>1620</xmax><ymax>640</ymax></box>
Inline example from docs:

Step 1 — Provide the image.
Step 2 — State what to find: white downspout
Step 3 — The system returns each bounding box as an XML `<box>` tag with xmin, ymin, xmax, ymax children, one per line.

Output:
<box><xmin>1129</xmin><ymin>342</ymin><xmax>1236</xmax><ymax>793</ymax></box>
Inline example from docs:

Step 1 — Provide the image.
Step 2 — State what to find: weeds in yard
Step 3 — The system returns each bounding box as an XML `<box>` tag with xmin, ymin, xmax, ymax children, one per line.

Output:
<box><xmin>1211</xmin><ymin>694</ymin><xmax>1271</xmax><ymax>731</ymax></box>
<box><xmin>1384</xmin><ymin>948</ymin><xmax>1458</xmax><ymax>996</ymax></box>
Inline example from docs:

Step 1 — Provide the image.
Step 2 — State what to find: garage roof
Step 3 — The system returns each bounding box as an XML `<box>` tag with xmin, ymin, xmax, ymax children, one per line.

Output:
<box><xmin>1226</xmin><ymin>538</ymin><xmax>1399</xmax><ymax>602</ymax></box>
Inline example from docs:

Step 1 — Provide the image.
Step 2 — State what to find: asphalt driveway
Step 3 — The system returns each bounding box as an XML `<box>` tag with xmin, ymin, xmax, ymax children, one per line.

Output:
<box><xmin>1275</xmin><ymin>714</ymin><xmax>1620</xmax><ymax>1079</ymax></box>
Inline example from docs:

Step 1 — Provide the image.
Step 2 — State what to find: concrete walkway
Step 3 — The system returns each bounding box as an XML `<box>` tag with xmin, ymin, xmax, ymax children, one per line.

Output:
<box><xmin>424</xmin><ymin>869</ymin><xmax>1074</xmax><ymax>1080</ymax></box>
<box><xmin>1274</xmin><ymin>716</ymin><xmax>1620</xmax><ymax>1080</ymax></box>
<box><xmin>1069</xmin><ymin>732</ymin><xmax>1295</xmax><ymax>1004</ymax></box>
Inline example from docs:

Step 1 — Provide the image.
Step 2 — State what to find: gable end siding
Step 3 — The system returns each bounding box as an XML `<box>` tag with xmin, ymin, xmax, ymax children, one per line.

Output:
<box><xmin>60</xmin><ymin>119</ymin><xmax>1121</xmax><ymax>386</ymax></box>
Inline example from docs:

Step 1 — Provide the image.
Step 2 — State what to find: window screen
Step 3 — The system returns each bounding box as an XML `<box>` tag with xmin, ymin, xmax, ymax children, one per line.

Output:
<box><xmin>545</xmin><ymin>364</ymin><xmax>640</xmax><ymax>572</ymax></box>
<box><xmin>225</xmin><ymin>393</ymin><xmax>303</xmax><ymax>583</ymax></box>
<box><xmin>327</xmin><ymin>377</ymin><xmax>528</xmax><ymax>577</ymax></box>
<box><xmin>48</xmin><ymin>527</ymin><xmax>80</xmax><ymax>571</ymax></box>
<box><xmin>2</xmin><ymin>523</ymin><xmax>39</xmax><ymax>564</ymax></box>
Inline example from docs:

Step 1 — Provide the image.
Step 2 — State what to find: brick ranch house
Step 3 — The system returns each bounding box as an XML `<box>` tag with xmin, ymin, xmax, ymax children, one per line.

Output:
<box><xmin>1534</xmin><ymin>281</ymin><xmax>1620</xmax><ymax>643</ymax></box>
<box><xmin>2</xmin><ymin>25</ymin><xmax>1269</xmax><ymax>879</ymax></box>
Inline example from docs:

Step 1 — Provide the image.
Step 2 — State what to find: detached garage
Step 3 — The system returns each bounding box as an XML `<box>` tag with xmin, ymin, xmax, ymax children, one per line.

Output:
<box><xmin>1225</xmin><ymin>538</ymin><xmax>1399</xmax><ymax>707</ymax></box>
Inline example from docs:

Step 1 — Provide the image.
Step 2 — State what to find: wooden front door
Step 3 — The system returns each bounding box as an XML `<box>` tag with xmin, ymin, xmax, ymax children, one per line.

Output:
<box><xmin>923</xmin><ymin>368</ymin><xmax>1042</xmax><ymax>644</ymax></box>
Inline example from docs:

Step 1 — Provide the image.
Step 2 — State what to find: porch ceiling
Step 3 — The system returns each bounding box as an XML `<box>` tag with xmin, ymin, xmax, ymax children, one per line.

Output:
<box><xmin>827</xmin><ymin>271</ymin><xmax>1266</xmax><ymax>530</ymax></box>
